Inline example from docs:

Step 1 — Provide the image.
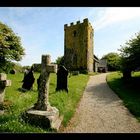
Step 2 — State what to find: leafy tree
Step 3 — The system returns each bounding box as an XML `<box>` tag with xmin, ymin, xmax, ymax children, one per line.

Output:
<box><xmin>55</xmin><ymin>56</ymin><xmax>64</xmax><ymax>66</ymax></box>
<box><xmin>102</xmin><ymin>52</ymin><xmax>121</xmax><ymax>71</ymax></box>
<box><xmin>12</xmin><ymin>62</ymin><xmax>23</xmax><ymax>73</ymax></box>
<box><xmin>0</xmin><ymin>22</ymin><xmax>25</xmax><ymax>73</ymax></box>
<box><xmin>119</xmin><ymin>32</ymin><xmax>140</xmax><ymax>79</ymax></box>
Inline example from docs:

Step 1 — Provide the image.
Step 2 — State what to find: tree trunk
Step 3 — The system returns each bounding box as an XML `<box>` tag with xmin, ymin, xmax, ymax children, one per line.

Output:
<box><xmin>123</xmin><ymin>69</ymin><xmax>131</xmax><ymax>80</ymax></box>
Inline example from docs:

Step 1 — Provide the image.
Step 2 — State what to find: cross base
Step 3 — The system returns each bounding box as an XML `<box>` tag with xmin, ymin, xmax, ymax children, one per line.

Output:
<box><xmin>22</xmin><ymin>106</ymin><xmax>63</xmax><ymax>131</ymax></box>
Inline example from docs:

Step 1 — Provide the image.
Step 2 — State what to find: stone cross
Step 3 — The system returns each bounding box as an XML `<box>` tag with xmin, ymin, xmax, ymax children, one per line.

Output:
<box><xmin>0</xmin><ymin>73</ymin><xmax>11</xmax><ymax>114</ymax></box>
<box><xmin>34</xmin><ymin>55</ymin><xmax>57</xmax><ymax>110</ymax></box>
<box><xmin>23</xmin><ymin>55</ymin><xmax>62</xmax><ymax>131</ymax></box>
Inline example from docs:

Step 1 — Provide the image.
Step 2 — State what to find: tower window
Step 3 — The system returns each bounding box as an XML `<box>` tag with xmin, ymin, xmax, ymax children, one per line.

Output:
<box><xmin>73</xmin><ymin>30</ymin><xmax>77</xmax><ymax>37</ymax></box>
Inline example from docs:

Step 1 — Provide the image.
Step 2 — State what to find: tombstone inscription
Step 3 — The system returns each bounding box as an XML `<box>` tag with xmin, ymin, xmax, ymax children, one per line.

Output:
<box><xmin>22</xmin><ymin>55</ymin><xmax>63</xmax><ymax>131</ymax></box>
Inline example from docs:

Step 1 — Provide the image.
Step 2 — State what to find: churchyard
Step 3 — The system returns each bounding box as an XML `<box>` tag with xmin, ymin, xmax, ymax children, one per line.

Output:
<box><xmin>1</xmin><ymin>17</ymin><xmax>140</xmax><ymax>133</ymax></box>
<box><xmin>0</xmin><ymin>71</ymin><xmax>89</xmax><ymax>132</ymax></box>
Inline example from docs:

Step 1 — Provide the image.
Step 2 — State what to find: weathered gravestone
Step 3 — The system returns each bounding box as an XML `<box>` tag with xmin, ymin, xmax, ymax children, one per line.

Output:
<box><xmin>56</xmin><ymin>65</ymin><xmax>68</xmax><ymax>93</ymax></box>
<box><xmin>0</xmin><ymin>73</ymin><xmax>11</xmax><ymax>115</ymax></box>
<box><xmin>22</xmin><ymin>55</ymin><xmax>63</xmax><ymax>131</ymax></box>
<box><xmin>21</xmin><ymin>66</ymin><xmax>35</xmax><ymax>91</ymax></box>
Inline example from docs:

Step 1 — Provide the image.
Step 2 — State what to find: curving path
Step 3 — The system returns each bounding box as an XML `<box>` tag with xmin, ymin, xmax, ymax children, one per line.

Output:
<box><xmin>59</xmin><ymin>73</ymin><xmax>140</xmax><ymax>133</ymax></box>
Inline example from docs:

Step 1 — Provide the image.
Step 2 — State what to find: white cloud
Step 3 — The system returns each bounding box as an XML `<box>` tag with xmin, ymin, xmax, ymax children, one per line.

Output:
<box><xmin>92</xmin><ymin>7</ymin><xmax>140</xmax><ymax>31</ymax></box>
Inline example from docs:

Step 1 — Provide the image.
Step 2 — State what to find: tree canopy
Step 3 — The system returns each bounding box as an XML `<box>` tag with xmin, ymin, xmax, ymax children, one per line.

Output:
<box><xmin>55</xmin><ymin>56</ymin><xmax>64</xmax><ymax>66</ymax></box>
<box><xmin>119</xmin><ymin>32</ymin><xmax>140</xmax><ymax>79</ymax></box>
<box><xmin>101</xmin><ymin>52</ymin><xmax>121</xmax><ymax>71</ymax></box>
<box><xmin>0</xmin><ymin>22</ymin><xmax>25</xmax><ymax>73</ymax></box>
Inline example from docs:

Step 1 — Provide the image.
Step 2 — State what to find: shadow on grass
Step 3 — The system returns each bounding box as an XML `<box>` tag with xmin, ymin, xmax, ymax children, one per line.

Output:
<box><xmin>17</xmin><ymin>88</ymin><xmax>37</xmax><ymax>93</ymax></box>
<box><xmin>107</xmin><ymin>74</ymin><xmax>140</xmax><ymax>119</ymax></box>
<box><xmin>0</xmin><ymin>114</ymin><xmax>15</xmax><ymax>125</ymax></box>
<box><xmin>122</xmin><ymin>77</ymin><xmax>140</xmax><ymax>90</ymax></box>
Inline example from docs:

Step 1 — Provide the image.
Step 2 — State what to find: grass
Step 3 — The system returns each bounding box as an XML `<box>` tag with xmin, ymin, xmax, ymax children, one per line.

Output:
<box><xmin>0</xmin><ymin>72</ymin><xmax>89</xmax><ymax>133</ymax></box>
<box><xmin>106</xmin><ymin>71</ymin><xmax>140</xmax><ymax>121</ymax></box>
<box><xmin>50</xmin><ymin>74</ymin><xmax>89</xmax><ymax>126</ymax></box>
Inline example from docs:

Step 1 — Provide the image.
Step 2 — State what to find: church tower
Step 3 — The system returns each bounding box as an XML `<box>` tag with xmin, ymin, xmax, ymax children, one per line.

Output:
<box><xmin>64</xmin><ymin>18</ymin><xmax>94</xmax><ymax>73</ymax></box>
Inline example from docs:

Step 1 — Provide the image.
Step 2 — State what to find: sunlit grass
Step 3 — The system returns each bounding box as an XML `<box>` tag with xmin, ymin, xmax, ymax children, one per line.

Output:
<box><xmin>0</xmin><ymin>72</ymin><xmax>89</xmax><ymax>132</ymax></box>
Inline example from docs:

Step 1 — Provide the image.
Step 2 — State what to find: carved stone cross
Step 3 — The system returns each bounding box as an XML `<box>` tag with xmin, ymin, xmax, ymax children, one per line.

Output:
<box><xmin>23</xmin><ymin>54</ymin><xmax>62</xmax><ymax>131</ymax></box>
<box><xmin>34</xmin><ymin>55</ymin><xmax>57</xmax><ymax>110</ymax></box>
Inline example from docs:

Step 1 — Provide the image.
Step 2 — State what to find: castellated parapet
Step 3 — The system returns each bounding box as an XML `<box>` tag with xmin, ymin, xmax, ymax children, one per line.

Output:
<box><xmin>64</xmin><ymin>18</ymin><xmax>94</xmax><ymax>73</ymax></box>
<box><xmin>64</xmin><ymin>18</ymin><xmax>93</xmax><ymax>29</ymax></box>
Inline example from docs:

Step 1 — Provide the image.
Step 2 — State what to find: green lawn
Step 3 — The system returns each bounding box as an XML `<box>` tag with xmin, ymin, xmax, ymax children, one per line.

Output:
<box><xmin>0</xmin><ymin>72</ymin><xmax>89</xmax><ymax>133</ymax></box>
<box><xmin>107</xmin><ymin>71</ymin><xmax>140</xmax><ymax>121</ymax></box>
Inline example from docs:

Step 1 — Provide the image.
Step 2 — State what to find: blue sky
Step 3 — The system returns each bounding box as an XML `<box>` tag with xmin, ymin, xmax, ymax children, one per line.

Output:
<box><xmin>0</xmin><ymin>7</ymin><xmax>140</xmax><ymax>66</ymax></box>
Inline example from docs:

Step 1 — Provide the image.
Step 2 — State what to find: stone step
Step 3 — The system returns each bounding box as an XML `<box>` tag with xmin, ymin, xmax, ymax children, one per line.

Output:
<box><xmin>25</xmin><ymin>107</ymin><xmax>63</xmax><ymax>131</ymax></box>
<box><xmin>51</xmin><ymin>115</ymin><xmax>63</xmax><ymax>131</ymax></box>
<box><xmin>45</xmin><ymin>106</ymin><xmax>60</xmax><ymax>123</ymax></box>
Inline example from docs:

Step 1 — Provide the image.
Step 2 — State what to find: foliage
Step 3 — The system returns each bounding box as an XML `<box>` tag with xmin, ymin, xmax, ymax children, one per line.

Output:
<box><xmin>55</xmin><ymin>56</ymin><xmax>64</xmax><ymax>66</ymax></box>
<box><xmin>102</xmin><ymin>52</ymin><xmax>121</xmax><ymax>71</ymax></box>
<box><xmin>12</xmin><ymin>62</ymin><xmax>23</xmax><ymax>73</ymax></box>
<box><xmin>0</xmin><ymin>61</ymin><xmax>13</xmax><ymax>73</ymax></box>
<box><xmin>107</xmin><ymin>72</ymin><xmax>140</xmax><ymax>121</ymax></box>
<box><xmin>119</xmin><ymin>32</ymin><xmax>140</xmax><ymax>78</ymax></box>
<box><xmin>22</xmin><ymin>66</ymin><xmax>31</xmax><ymax>72</ymax></box>
<box><xmin>0</xmin><ymin>21</ymin><xmax>25</xmax><ymax>73</ymax></box>
<box><xmin>32</xmin><ymin>64</ymin><xmax>41</xmax><ymax>73</ymax></box>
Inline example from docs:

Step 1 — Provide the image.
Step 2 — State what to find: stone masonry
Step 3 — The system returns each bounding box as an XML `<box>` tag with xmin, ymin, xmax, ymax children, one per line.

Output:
<box><xmin>22</xmin><ymin>55</ymin><xmax>63</xmax><ymax>131</ymax></box>
<box><xmin>64</xmin><ymin>18</ymin><xmax>94</xmax><ymax>73</ymax></box>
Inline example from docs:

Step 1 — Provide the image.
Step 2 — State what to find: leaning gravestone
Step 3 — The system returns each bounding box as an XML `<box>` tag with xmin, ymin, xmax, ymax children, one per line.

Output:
<box><xmin>22</xmin><ymin>55</ymin><xmax>63</xmax><ymax>131</ymax></box>
<box><xmin>56</xmin><ymin>65</ymin><xmax>68</xmax><ymax>92</ymax></box>
<box><xmin>0</xmin><ymin>73</ymin><xmax>11</xmax><ymax>115</ymax></box>
<box><xmin>21</xmin><ymin>67</ymin><xmax>35</xmax><ymax>91</ymax></box>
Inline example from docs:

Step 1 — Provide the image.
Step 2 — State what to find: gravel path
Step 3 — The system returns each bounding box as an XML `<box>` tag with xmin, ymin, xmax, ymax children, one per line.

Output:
<box><xmin>59</xmin><ymin>73</ymin><xmax>140</xmax><ymax>133</ymax></box>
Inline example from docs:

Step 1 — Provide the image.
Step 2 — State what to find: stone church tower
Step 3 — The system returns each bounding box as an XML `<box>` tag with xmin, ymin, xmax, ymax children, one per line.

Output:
<box><xmin>64</xmin><ymin>18</ymin><xmax>94</xmax><ymax>73</ymax></box>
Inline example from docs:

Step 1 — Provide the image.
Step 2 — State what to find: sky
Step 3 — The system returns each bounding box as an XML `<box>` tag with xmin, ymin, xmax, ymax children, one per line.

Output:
<box><xmin>0</xmin><ymin>7</ymin><xmax>140</xmax><ymax>66</ymax></box>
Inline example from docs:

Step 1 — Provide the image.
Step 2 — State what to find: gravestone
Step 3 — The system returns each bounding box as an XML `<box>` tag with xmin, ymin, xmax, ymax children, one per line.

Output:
<box><xmin>10</xmin><ymin>69</ymin><xmax>16</xmax><ymax>74</ymax></box>
<box><xmin>56</xmin><ymin>65</ymin><xmax>68</xmax><ymax>92</ymax></box>
<box><xmin>22</xmin><ymin>55</ymin><xmax>63</xmax><ymax>131</ymax></box>
<box><xmin>37</xmin><ymin>75</ymin><xmax>41</xmax><ymax>91</ymax></box>
<box><xmin>21</xmin><ymin>66</ymin><xmax>35</xmax><ymax>91</ymax></box>
<box><xmin>22</xmin><ymin>68</ymin><xmax>29</xmax><ymax>82</ymax></box>
<box><xmin>0</xmin><ymin>73</ymin><xmax>11</xmax><ymax>115</ymax></box>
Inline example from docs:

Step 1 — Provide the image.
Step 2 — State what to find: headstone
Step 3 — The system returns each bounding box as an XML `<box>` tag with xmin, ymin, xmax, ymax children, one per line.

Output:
<box><xmin>0</xmin><ymin>73</ymin><xmax>11</xmax><ymax>115</ymax></box>
<box><xmin>10</xmin><ymin>69</ymin><xmax>16</xmax><ymax>74</ymax></box>
<box><xmin>37</xmin><ymin>75</ymin><xmax>41</xmax><ymax>91</ymax></box>
<box><xmin>21</xmin><ymin>67</ymin><xmax>35</xmax><ymax>91</ymax></box>
<box><xmin>22</xmin><ymin>55</ymin><xmax>63</xmax><ymax>131</ymax></box>
<box><xmin>56</xmin><ymin>65</ymin><xmax>68</xmax><ymax>92</ymax></box>
<box><xmin>22</xmin><ymin>68</ymin><xmax>29</xmax><ymax>82</ymax></box>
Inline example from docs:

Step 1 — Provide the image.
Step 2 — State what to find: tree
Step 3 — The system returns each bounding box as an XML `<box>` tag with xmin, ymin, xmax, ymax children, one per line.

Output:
<box><xmin>0</xmin><ymin>22</ymin><xmax>25</xmax><ymax>73</ymax></box>
<box><xmin>55</xmin><ymin>56</ymin><xmax>64</xmax><ymax>66</ymax></box>
<box><xmin>102</xmin><ymin>52</ymin><xmax>121</xmax><ymax>71</ymax></box>
<box><xmin>119</xmin><ymin>32</ymin><xmax>140</xmax><ymax>79</ymax></box>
